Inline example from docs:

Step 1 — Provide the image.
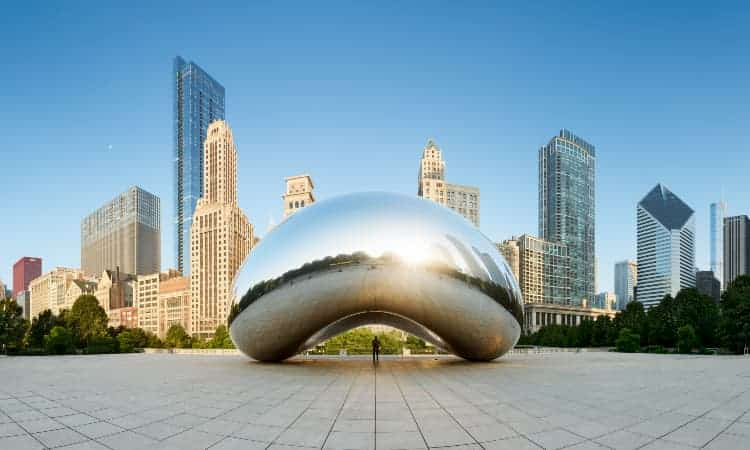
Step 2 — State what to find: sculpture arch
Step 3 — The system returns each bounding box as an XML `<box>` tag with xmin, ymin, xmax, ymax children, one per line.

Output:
<box><xmin>229</xmin><ymin>192</ymin><xmax>523</xmax><ymax>361</ymax></box>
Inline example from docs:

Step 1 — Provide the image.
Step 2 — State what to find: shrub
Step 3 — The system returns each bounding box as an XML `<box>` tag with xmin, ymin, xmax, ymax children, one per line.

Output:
<box><xmin>677</xmin><ymin>325</ymin><xmax>698</xmax><ymax>354</ymax></box>
<box><xmin>615</xmin><ymin>328</ymin><xmax>640</xmax><ymax>353</ymax></box>
<box><xmin>86</xmin><ymin>335</ymin><xmax>119</xmax><ymax>354</ymax></box>
<box><xmin>645</xmin><ymin>345</ymin><xmax>667</xmax><ymax>354</ymax></box>
<box><xmin>45</xmin><ymin>326</ymin><xmax>74</xmax><ymax>355</ymax></box>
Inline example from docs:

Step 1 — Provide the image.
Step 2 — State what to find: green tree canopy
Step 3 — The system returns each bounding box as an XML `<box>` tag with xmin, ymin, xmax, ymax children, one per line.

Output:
<box><xmin>615</xmin><ymin>328</ymin><xmax>640</xmax><ymax>353</ymax></box>
<box><xmin>67</xmin><ymin>295</ymin><xmax>108</xmax><ymax>348</ymax></box>
<box><xmin>209</xmin><ymin>325</ymin><xmax>235</xmax><ymax>349</ymax></box>
<box><xmin>677</xmin><ymin>324</ymin><xmax>698</xmax><ymax>354</ymax></box>
<box><xmin>45</xmin><ymin>326</ymin><xmax>74</xmax><ymax>355</ymax></box>
<box><xmin>26</xmin><ymin>309</ymin><xmax>65</xmax><ymax>349</ymax></box>
<box><xmin>0</xmin><ymin>298</ymin><xmax>28</xmax><ymax>353</ymax></box>
<box><xmin>165</xmin><ymin>324</ymin><xmax>191</xmax><ymax>348</ymax></box>
<box><xmin>718</xmin><ymin>275</ymin><xmax>750</xmax><ymax>353</ymax></box>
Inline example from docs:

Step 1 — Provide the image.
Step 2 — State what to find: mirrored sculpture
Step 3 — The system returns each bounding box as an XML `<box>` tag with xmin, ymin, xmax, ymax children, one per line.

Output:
<box><xmin>229</xmin><ymin>192</ymin><xmax>523</xmax><ymax>361</ymax></box>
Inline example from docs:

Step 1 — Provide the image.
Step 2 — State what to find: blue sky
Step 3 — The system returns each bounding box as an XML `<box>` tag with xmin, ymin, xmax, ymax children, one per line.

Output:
<box><xmin>1</xmin><ymin>1</ymin><xmax>748</xmax><ymax>293</ymax></box>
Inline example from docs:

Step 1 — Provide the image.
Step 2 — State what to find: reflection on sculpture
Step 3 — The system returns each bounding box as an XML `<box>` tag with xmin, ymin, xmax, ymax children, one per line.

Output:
<box><xmin>229</xmin><ymin>192</ymin><xmax>523</xmax><ymax>362</ymax></box>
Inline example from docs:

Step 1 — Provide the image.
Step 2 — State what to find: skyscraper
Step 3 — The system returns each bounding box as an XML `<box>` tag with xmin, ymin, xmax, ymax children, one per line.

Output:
<box><xmin>80</xmin><ymin>186</ymin><xmax>160</xmax><ymax>277</ymax></box>
<box><xmin>539</xmin><ymin>129</ymin><xmax>596</xmax><ymax>305</ymax></box>
<box><xmin>636</xmin><ymin>184</ymin><xmax>695</xmax><ymax>309</ymax></box>
<box><xmin>174</xmin><ymin>56</ymin><xmax>225</xmax><ymax>275</ymax></box>
<box><xmin>418</xmin><ymin>140</ymin><xmax>480</xmax><ymax>227</ymax></box>
<box><xmin>709</xmin><ymin>201</ymin><xmax>726</xmax><ymax>289</ymax></box>
<box><xmin>12</xmin><ymin>256</ymin><xmax>42</xmax><ymax>298</ymax></box>
<box><xmin>283</xmin><ymin>174</ymin><xmax>315</xmax><ymax>217</ymax></box>
<box><xmin>723</xmin><ymin>215</ymin><xmax>750</xmax><ymax>287</ymax></box>
<box><xmin>190</xmin><ymin>120</ymin><xmax>253</xmax><ymax>338</ymax></box>
<box><xmin>614</xmin><ymin>260</ymin><xmax>637</xmax><ymax>310</ymax></box>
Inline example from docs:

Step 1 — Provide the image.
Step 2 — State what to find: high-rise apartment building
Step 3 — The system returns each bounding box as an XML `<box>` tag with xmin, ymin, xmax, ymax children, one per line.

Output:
<box><xmin>710</xmin><ymin>201</ymin><xmax>726</xmax><ymax>289</ymax></box>
<box><xmin>28</xmin><ymin>267</ymin><xmax>85</xmax><ymax>318</ymax></box>
<box><xmin>13</xmin><ymin>257</ymin><xmax>42</xmax><ymax>298</ymax></box>
<box><xmin>81</xmin><ymin>187</ymin><xmax>160</xmax><ymax>277</ymax></box>
<box><xmin>614</xmin><ymin>260</ymin><xmax>637</xmax><ymax>310</ymax></box>
<box><xmin>174</xmin><ymin>57</ymin><xmax>226</xmax><ymax>275</ymax></box>
<box><xmin>190</xmin><ymin>120</ymin><xmax>253</xmax><ymax>338</ymax></box>
<box><xmin>283</xmin><ymin>174</ymin><xmax>315</xmax><ymax>217</ymax></box>
<box><xmin>723</xmin><ymin>215</ymin><xmax>750</xmax><ymax>287</ymax></box>
<box><xmin>539</xmin><ymin>129</ymin><xmax>596</xmax><ymax>305</ymax></box>
<box><xmin>636</xmin><ymin>184</ymin><xmax>695</xmax><ymax>309</ymax></box>
<box><xmin>0</xmin><ymin>280</ymin><xmax>6</xmax><ymax>300</ymax></box>
<box><xmin>499</xmin><ymin>235</ymin><xmax>570</xmax><ymax>306</ymax></box>
<box><xmin>418</xmin><ymin>140</ymin><xmax>480</xmax><ymax>227</ymax></box>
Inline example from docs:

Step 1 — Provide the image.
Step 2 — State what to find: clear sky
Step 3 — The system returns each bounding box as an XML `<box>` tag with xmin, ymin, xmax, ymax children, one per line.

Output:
<box><xmin>1</xmin><ymin>1</ymin><xmax>749</xmax><ymax>293</ymax></box>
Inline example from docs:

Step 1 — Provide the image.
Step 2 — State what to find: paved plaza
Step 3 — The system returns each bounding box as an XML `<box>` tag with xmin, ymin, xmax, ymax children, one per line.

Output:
<box><xmin>1</xmin><ymin>352</ymin><xmax>749</xmax><ymax>450</ymax></box>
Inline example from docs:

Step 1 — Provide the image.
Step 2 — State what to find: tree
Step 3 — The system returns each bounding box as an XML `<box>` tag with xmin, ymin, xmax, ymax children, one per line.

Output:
<box><xmin>0</xmin><ymin>298</ymin><xmax>28</xmax><ymax>353</ymax></box>
<box><xmin>209</xmin><ymin>325</ymin><xmax>234</xmax><ymax>349</ymax></box>
<box><xmin>26</xmin><ymin>309</ymin><xmax>65</xmax><ymax>349</ymax></box>
<box><xmin>67</xmin><ymin>295</ymin><xmax>108</xmax><ymax>348</ymax></box>
<box><xmin>592</xmin><ymin>316</ymin><xmax>612</xmax><ymax>346</ymax></box>
<box><xmin>677</xmin><ymin>325</ymin><xmax>697</xmax><ymax>354</ymax></box>
<box><xmin>673</xmin><ymin>288</ymin><xmax>718</xmax><ymax>347</ymax></box>
<box><xmin>615</xmin><ymin>328</ymin><xmax>640</xmax><ymax>353</ymax></box>
<box><xmin>45</xmin><ymin>326</ymin><xmax>74</xmax><ymax>355</ymax></box>
<box><xmin>165</xmin><ymin>324</ymin><xmax>191</xmax><ymax>348</ymax></box>
<box><xmin>718</xmin><ymin>275</ymin><xmax>750</xmax><ymax>354</ymax></box>
<box><xmin>117</xmin><ymin>328</ymin><xmax>149</xmax><ymax>352</ymax></box>
<box><xmin>647</xmin><ymin>295</ymin><xmax>677</xmax><ymax>347</ymax></box>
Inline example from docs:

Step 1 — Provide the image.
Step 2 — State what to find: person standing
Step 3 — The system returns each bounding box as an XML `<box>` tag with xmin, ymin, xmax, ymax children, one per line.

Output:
<box><xmin>372</xmin><ymin>336</ymin><xmax>380</xmax><ymax>364</ymax></box>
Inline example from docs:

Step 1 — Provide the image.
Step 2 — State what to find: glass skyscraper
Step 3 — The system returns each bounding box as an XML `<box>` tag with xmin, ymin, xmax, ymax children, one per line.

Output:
<box><xmin>173</xmin><ymin>56</ymin><xmax>225</xmax><ymax>275</ymax></box>
<box><xmin>709</xmin><ymin>201</ymin><xmax>726</xmax><ymax>289</ymax></box>
<box><xmin>539</xmin><ymin>129</ymin><xmax>596</xmax><ymax>306</ymax></box>
<box><xmin>636</xmin><ymin>184</ymin><xmax>695</xmax><ymax>309</ymax></box>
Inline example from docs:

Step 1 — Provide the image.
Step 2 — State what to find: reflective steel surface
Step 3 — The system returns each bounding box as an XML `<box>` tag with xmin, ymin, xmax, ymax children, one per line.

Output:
<box><xmin>230</xmin><ymin>192</ymin><xmax>523</xmax><ymax>361</ymax></box>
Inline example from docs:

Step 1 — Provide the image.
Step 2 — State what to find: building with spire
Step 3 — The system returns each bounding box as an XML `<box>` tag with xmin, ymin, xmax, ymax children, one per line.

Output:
<box><xmin>173</xmin><ymin>57</ymin><xmax>225</xmax><ymax>275</ymax></box>
<box><xmin>417</xmin><ymin>140</ymin><xmax>480</xmax><ymax>227</ymax></box>
<box><xmin>710</xmin><ymin>201</ymin><xmax>726</xmax><ymax>289</ymax></box>
<box><xmin>190</xmin><ymin>120</ymin><xmax>253</xmax><ymax>339</ymax></box>
<box><xmin>636</xmin><ymin>184</ymin><xmax>695</xmax><ymax>309</ymax></box>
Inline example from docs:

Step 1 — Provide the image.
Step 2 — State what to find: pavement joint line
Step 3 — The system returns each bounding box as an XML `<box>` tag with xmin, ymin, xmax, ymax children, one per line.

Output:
<box><xmin>319</xmin><ymin>366</ymin><xmax>360</xmax><ymax>449</ymax></box>
<box><xmin>267</xmin><ymin>365</ymin><xmax>346</xmax><ymax>449</ymax></box>
<box><xmin>390</xmin><ymin>362</ymin><xmax>430</xmax><ymax>450</ymax></box>
<box><xmin>414</xmin><ymin>361</ymin><xmax>487</xmax><ymax>449</ymax></box>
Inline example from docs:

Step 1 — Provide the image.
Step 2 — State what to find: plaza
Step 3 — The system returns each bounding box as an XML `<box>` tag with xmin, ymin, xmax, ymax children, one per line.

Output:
<box><xmin>1</xmin><ymin>352</ymin><xmax>749</xmax><ymax>450</ymax></box>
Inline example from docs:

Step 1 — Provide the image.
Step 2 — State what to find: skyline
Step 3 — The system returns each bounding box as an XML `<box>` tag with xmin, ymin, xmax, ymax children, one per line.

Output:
<box><xmin>2</xmin><ymin>2</ymin><xmax>750</xmax><ymax>293</ymax></box>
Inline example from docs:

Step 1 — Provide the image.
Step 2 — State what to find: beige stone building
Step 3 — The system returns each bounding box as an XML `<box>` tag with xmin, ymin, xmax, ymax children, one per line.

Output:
<box><xmin>496</xmin><ymin>241</ymin><xmax>519</xmax><ymax>280</ymax></box>
<box><xmin>133</xmin><ymin>269</ymin><xmax>182</xmax><ymax>336</ymax></box>
<box><xmin>95</xmin><ymin>268</ymin><xmax>135</xmax><ymax>312</ymax></box>
<box><xmin>62</xmin><ymin>280</ymin><xmax>98</xmax><ymax>312</ymax></box>
<box><xmin>523</xmin><ymin>303</ymin><xmax>616</xmax><ymax>333</ymax></box>
<box><xmin>158</xmin><ymin>276</ymin><xmax>191</xmax><ymax>339</ymax></box>
<box><xmin>499</xmin><ymin>235</ymin><xmax>570</xmax><ymax>306</ymax></box>
<box><xmin>283</xmin><ymin>174</ymin><xmax>315</xmax><ymax>217</ymax></box>
<box><xmin>190</xmin><ymin>120</ymin><xmax>254</xmax><ymax>339</ymax></box>
<box><xmin>417</xmin><ymin>140</ymin><xmax>480</xmax><ymax>227</ymax></box>
<box><xmin>29</xmin><ymin>267</ymin><xmax>85</xmax><ymax>318</ymax></box>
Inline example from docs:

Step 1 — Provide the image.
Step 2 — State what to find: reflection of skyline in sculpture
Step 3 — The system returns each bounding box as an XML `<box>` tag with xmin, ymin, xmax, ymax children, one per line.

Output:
<box><xmin>230</xmin><ymin>192</ymin><xmax>522</xmax><ymax>362</ymax></box>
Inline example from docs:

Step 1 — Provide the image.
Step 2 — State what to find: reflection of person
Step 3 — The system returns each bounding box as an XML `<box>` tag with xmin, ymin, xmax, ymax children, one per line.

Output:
<box><xmin>372</xmin><ymin>336</ymin><xmax>380</xmax><ymax>364</ymax></box>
